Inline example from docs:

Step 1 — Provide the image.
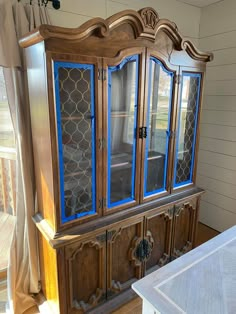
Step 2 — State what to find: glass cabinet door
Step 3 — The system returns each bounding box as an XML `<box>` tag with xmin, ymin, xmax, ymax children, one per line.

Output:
<box><xmin>173</xmin><ymin>72</ymin><xmax>201</xmax><ymax>188</ymax></box>
<box><xmin>54</xmin><ymin>61</ymin><xmax>97</xmax><ymax>223</ymax></box>
<box><xmin>107</xmin><ymin>55</ymin><xmax>139</xmax><ymax>208</ymax></box>
<box><xmin>143</xmin><ymin>57</ymin><xmax>174</xmax><ymax>197</ymax></box>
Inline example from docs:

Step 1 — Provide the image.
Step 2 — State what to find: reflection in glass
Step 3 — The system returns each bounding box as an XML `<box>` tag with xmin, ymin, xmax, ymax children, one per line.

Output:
<box><xmin>107</xmin><ymin>55</ymin><xmax>139</xmax><ymax>207</ymax></box>
<box><xmin>144</xmin><ymin>57</ymin><xmax>173</xmax><ymax>196</ymax></box>
<box><xmin>54</xmin><ymin>62</ymin><xmax>96</xmax><ymax>223</ymax></box>
<box><xmin>174</xmin><ymin>73</ymin><xmax>201</xmax><ymax>187</ymax></box>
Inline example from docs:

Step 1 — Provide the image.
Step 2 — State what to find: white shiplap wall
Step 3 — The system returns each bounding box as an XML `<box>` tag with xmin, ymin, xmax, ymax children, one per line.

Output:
<box><xmin>42</xmin><ymin>0</ymin><xmax>201</xmax><ymax>44</ymax></box>
<box><xmin>198</xmin><ymin>0</ymin><xmax>236</xmax><ymax>231</ymax></box>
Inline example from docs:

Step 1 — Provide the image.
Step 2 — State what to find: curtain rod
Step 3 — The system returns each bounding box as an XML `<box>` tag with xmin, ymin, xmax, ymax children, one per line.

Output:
<box><xmin>48</xmin><ymin>0</ymin><xmax>60</xmax><ymax>10</ymax></box>
<box><xmin>19</xmin><ymin>0</ymin><xmax>60</xmax><ymax>9</ymax></box>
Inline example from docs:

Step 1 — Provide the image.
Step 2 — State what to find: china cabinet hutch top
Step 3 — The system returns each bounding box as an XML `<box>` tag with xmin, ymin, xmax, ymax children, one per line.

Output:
<box><xmin>20</xmin><ymin>7</ymin><xmax>213</xmax><ymax>237</ymax></box>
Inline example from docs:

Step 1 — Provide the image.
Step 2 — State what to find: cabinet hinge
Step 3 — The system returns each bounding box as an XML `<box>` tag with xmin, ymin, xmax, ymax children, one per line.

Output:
<box><xmin>166</xmin><ymin>130</ymin><xmax>176</xmax><ymax>138</ymax></box>
<box><xmin>175</xmin><ymin>74</ymin><xmax>181</xmax><ymax>85</ymax></box>
<box><xmin>98</xmin><ymin>68</ymin><xmax>106</xmax><ymax>81</ymax></box>
<box><xmin>99</xmin><ymin>198</ymin><xmax>106</xmax><ymax>208</ymax></box>
<box><xmin>98</xmin><ymin>138</ymin><xmax>106</xmax><ymax>150</ymax></box>
<box><xmin>139</xmin><ymin>127</ymin><xmax>147</xmax><ymax>139</ymax></box>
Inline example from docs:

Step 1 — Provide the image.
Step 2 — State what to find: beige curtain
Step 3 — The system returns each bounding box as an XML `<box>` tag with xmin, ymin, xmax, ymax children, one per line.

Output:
<box><xmin>0</xmin><ymin>1</ymin><xmax>51</xmax><ymax>313</ymax></box>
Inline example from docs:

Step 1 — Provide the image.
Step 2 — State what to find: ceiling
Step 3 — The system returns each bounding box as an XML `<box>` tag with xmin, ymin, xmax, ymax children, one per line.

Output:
<box><xmin>176</xmin><ymin>0</ymin><xmax>224</xmax><ymax>8</ymax></box>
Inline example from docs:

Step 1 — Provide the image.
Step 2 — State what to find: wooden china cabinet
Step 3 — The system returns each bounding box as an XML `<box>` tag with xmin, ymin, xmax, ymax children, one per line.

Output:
<box><xmin>20</xmin><ymin>7</ymin><xmax>213</xmax><ymax>314</ymax></box>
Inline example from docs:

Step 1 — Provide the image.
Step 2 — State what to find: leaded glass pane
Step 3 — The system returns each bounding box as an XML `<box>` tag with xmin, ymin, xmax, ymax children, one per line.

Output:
<box><xmin>144</xmin><ymin>58</ymin><xmax>173</xmax><ymax>196</ymax></box>
<box><xmin>107</xmin><ymin>55</ymin><xmax>139</xmax><ymax>207</ymax></box>
<box><xmin>174</xmin><ymin>73</ymin><xmax>201</xmax><ymax>187</ymax></box>
<box><xmin>54</xmin><ymin>62</ymin><xmax>96</xmax><ymax>223</ymax></box>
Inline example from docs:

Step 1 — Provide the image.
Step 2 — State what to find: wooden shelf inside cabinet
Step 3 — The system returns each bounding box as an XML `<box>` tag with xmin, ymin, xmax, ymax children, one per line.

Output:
<box><xmin>111</xmin><ymin>111</ymin><xmax>134</xmax><ymax>118</ymax></box>
<box><xmin>111</xmin><ymin>161</ymin><xmax>131</xmax><ymax>169</ymax></box>
<box><xmin>61</xmin><ymin>113</ymin><xmax>93</xmax><ymax>121</ymax></box>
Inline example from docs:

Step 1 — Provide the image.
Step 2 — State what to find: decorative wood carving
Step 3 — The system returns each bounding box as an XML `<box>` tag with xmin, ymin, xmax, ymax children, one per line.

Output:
<box><xmin>175</xmin><ymin>201</ymin><xmax>195</xmax><ymax>217</ymax></box>
<box><xmin>109</xmin><ymin>227</ymin><xmax>123</xmax><ymax>243</ymax></box>
<box><xmin>67</xmin><ymin>238</ymin><xmax>104</xmax><ymax>260</ymax></box>
<box><xmin>96</xmin><ymin>233</ymin><xmax>107</xmax><ymax>243</ymax></box>
<box><xmin>111</xmin><ymin>280</ymin><xmax>122</xmax><ymax>292</ymax></box>
<box><xmin>164</xmin><ymin>207</ymin><xmax>174</xmax><ymax>220</ymax></box>
<box><xmin>173</xmin><ymin>241</ymin><xmax>192</xmax><ymax>257</ymax></box>
<box><xmin>174</xmin><ymin>204</ymin><xmax>185</xmax><ymax>217</ymax></box>
<box><xmin>73</xmin><ymin>288</ymin><xmax>103</xmax><ymax>312</ymax></box>
<box><xmin>19</xmin><ymin>7</ymin><xmax>213</xmax><ymax>62</ymax></box>
<box><xmin>158</xmin><ymin>253</ymin><xmax>170</xmax><ymax>267</ymax></box>
<box><xmin>129</xmin><ymin>232</ymin><xmax>154</xmax><ymax>267</ymax></box>
<box><xmin>139</xmin><ymin>7</ymin><xmax>159</xmax><ymax>29</ymax></box>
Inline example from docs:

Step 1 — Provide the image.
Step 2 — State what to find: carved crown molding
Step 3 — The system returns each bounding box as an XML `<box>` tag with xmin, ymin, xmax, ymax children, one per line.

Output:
<box><xmin>139</xmin><ymin>7</ymin><xmax>159</xmax><ymax>30</ymax></box>
<box><xmin>19</xmin><ymin>7</ymin><xmax>213</xmax><ymax>63</ymax></box>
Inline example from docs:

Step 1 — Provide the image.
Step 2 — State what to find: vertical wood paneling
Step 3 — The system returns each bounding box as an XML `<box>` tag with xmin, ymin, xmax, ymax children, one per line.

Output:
<box><xmin>198</xmin><ymin>0</ymin><xmax>236</xmax><ymax>231</ymax></box>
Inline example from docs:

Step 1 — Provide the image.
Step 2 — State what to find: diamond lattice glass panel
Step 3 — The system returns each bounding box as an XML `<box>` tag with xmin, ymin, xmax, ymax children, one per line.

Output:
<box><xmin>54</xmin><ymin>62</ymin><xmax>96</xmax><ymax>223</ymax></box>
<box><xmin>107</xmin><ymin>55</ymin><xmax>139</xmax><ymax>208</ymax></box>
<box><xmin>174</xmin><ymin>73</ymin><xmax>201</xmax><ymax>187</ymax></box>
<box><xmin>144</xmin><ymin>57</ymin><xmax>173</xmax><ymax>196</ymax></box>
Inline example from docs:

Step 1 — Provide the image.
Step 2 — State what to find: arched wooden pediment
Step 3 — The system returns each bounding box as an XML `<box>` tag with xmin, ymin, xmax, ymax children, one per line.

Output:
<box><xmin>19</xmin><ymin>7</ymin><xmax>213</xmax><ymax>63</ymax></box>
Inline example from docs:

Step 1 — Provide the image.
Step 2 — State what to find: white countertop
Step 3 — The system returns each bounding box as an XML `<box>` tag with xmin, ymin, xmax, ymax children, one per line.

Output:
<box><xmin>132</xmin><ymin>225</ymin><xmax>236</xmax><ymax>314</ymax></box>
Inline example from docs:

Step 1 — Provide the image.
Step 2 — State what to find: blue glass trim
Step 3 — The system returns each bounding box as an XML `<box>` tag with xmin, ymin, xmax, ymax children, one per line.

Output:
<box><xmin>53</xmin><ymin>61</ymin><xmax>96</xmax><ymax>224</ymax></box>
<box><xmin>173</xmin><ymin>72</ymin><xmax>201</xmax><ymax>188</ymax></box>
<box><xmin>173</xmin><ymin>75</ymin><xmax>184</xmax><ymax>188</ymax></box>
<box><xmin>144</xmin><ymin>187</ymin><xmax>166</xmax><ymax>197</ymax></box>
<box><xmin>109</xmin><ymin>197</ymin><xmax>134</xmax><ymax>208</ymax></box>
<box><xmin>132</xmin><ymin>56</ymin><xmax>139</xmax><ymax>199</ymax></box>
<box><xmin>144</xmin><ymin>57</ymin><xmax>174</xmax><ymax>197</ymax></box>
<box><xmin>107</xmin><ymin>69</ymin><xmax>112</xmax><ymax>208</ymax></box>
<box><xmin>90</xmin><ymin>65</ymin><xmax>96</xmax><ymax>217</ymax></box>
<box><xmin>107</xmin><ymin>55</ymin><xmax>139</xmax><ymax>208</ymax></box>
<box><xmin>143</xmin><ymin>59</ymin><xmax>153</xmax><ymax>197</ymax></box>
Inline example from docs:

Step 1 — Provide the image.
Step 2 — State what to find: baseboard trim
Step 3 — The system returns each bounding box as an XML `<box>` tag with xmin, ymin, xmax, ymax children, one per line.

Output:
<box><xmin>88</xmin><ymin>289</ymin><xmax>138</xmax><ymax>314</ymax></box>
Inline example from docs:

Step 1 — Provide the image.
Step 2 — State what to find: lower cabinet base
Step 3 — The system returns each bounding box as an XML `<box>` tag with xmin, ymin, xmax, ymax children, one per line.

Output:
<box><xmin>37</xmin><ymin>188</ymin><xmax>204</xmax><ymax>314</ymax></box>
<box><xmin>36</xmin><ymin>289</ymin><xmax>137</xmax><ymax>314</ymax></box>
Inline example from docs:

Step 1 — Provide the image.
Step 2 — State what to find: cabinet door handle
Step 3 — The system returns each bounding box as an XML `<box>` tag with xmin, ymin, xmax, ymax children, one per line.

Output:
<box><xmin>135</xmin><ymin>239</ymin><xmax>152</xmax><ymax>262</ymax></box>
<box><xmin>166</xmin><ymin>130</ymin><xmax>176</xmax><ymax>138</ymax></box>
<box><xmin>139</xmin><ymin>127</ymin><xmax>147</xmax><ymax>139</ymax></box>
<box><xmin>143</xmin><ymin>127</ymin><xmax>147</xmax><ymax>138</ymax></box>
